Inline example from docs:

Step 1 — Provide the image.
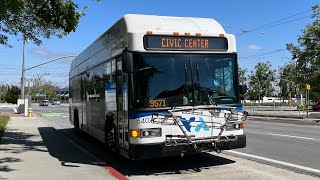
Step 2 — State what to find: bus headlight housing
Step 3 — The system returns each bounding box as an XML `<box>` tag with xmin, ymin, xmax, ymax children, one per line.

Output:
<box><xmin>140</xmin><ymin>128</ymin><xmax>162</xmax><ymax>138</ymax></box>
<box><xmin>226</xmin><ymin>123</ymin><xmax>241</xmax><ymax>131</ymax></box>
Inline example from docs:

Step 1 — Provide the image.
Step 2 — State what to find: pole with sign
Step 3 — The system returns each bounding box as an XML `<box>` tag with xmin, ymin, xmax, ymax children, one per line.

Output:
<box><xmin>306</xmin><ymin>84</ymin><xmax>310</xmax><ymax>119</ymax></box>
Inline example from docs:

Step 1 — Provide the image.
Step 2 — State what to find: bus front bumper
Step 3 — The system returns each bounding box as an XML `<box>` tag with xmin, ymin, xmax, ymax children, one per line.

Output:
<box><xmin>129</xmin><ymin>134</ymin><xmax>246</xmax><ymax>160</ymax></box>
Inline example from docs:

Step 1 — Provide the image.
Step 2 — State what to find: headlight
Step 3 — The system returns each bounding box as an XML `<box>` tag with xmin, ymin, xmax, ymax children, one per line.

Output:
<box><xmin>226</xmin><ymin>123</ymin><xmax>241</xmax><ymax>131</ymax></box>
<box><xmin>140</xmin><ymin>128</ymin><xmax>161</xmax><ymax>138</ymax></box>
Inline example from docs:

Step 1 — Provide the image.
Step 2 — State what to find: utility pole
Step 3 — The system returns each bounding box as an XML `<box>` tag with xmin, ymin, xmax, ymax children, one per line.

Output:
<box><xmin>20</xmin><ymin>37</ymin><xmax>26</xmax><ymax>99</ymax></box>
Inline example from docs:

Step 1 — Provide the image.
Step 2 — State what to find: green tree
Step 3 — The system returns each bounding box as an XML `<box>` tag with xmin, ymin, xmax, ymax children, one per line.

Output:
<box><xmin>5</xmin><ymin>86</ymin><xmax>20</xmax><ymax>104</ymax></box>
<box><xmin>248</xmin><ymin>62</ymin><xmax>275</xmax><ymax>103</ymax></box>
<box><xmin>29</xmin><ymin>74</ymin><xmax>57</xmax><ymax>101</ymax></box>
<box><xmin>286</xmin><ymin>5</ymin><xmax>320</xmax><ymax>101</ymax></box>
<box><xmin>0</xmin><ymin>85</ymin><xmax>8</xmax><ymax>102</ymax></box>
<box><xmin>278</xmin><ymin>61</ymin><xmax>297</xmax><ymax>101</ymax></box>
<box><xmin>238</xmin><ymin>67</ymin><xmax>248</xmax><ymax>85</ymax></box>
<box><xmin>41</xmin><ymin>81</ymin><xmax>57</xmax><ymax>100</ymax></box>
<box><xmin>0</xmin><ymin>0</ymin><xmax>86</xmax><ymax>47</ymax></box>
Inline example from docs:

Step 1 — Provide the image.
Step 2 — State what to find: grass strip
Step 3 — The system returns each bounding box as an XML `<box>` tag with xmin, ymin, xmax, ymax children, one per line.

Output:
<box><xmin>0</xmin><ymin>114</ymin><xmax>10</xmax><ymax>143</ymax></box>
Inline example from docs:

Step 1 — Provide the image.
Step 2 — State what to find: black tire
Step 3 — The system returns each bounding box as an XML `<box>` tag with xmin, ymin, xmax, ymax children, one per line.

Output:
<box><xmin>105</xmin><ymin>122</ymin><xmax>118</xmax><ymax>153</ymax></box>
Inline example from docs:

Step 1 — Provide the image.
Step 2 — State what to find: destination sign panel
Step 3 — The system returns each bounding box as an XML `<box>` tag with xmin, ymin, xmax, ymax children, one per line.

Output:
<box><xmin>144</xmin><ymin>35</ymin><xmax>228</xmax><ymax>51</ymax></box>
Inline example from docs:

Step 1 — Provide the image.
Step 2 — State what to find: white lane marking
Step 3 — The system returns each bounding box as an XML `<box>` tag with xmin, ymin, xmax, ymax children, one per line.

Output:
<box><xmin>227</xmin><ymin>150</ymin><xmax>320</xmax><ymax>174</ymax></box>
<box><xmin>268</xmin><ymin>133</ymin><xmax>315</xmax><ymax>140</ymax></box>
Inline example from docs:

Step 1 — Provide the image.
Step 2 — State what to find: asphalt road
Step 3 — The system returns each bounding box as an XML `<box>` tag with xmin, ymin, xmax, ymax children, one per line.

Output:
<box><xmin>238</xmin><ymin>120</ymin><xmax>320</xmax><ymax>170</ymax></box>
<box><xmin>0</xmin><ymin>104</ymin><xmax>16</xmax><ymax>114</ymax></box>
<box><xmin>3</xmin><ymin>103</ymin><xmax>319</xmax><ymax>179</ymax></box>
<box><xmin>31</xmin><ymin>103</ymin><xmax>72</xmax><ymax>129</ymax></box>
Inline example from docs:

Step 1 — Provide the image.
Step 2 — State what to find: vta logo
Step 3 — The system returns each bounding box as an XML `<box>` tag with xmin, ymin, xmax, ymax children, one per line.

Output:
<box><xmin>180</xmin><ymin>117</ymin><xmax>209</xmax><ymax>132</ymax></box>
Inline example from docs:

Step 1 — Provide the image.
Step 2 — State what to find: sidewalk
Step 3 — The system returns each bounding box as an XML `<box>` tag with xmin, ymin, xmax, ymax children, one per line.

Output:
<box><xmin>0</xmin><ymin>114</ymin><xmax>116</xmax><ymax>180</ymax></box>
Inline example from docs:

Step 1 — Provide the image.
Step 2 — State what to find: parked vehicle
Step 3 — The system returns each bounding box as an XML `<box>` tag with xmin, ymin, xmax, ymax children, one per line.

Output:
<box><xmin>313</xmin><ymin>102</ymin><xmax>320</xmax><ymax>111</ymax></box>
<box><xmin>52</xmin><ymin>99</ymin><xmax>61</xmax><ymax>105</ymax></box>
<box><xmin>39</xmin><ymin>100</ymin><xmax>49</xmax><ymax>106</ymax></box>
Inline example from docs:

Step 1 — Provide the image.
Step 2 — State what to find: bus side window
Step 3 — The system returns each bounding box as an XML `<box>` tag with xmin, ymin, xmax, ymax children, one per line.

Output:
<box><xmin>111</xmin><ymin>60</ymin><xmax>116</xmax><ymax>82</ymax></box>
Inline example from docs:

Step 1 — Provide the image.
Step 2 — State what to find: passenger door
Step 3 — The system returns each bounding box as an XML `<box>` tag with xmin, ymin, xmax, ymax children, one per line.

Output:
<box><xmin>116</xmin><ymin>58</ymin><xmax>129</xmax><ymax>150</ymax></box>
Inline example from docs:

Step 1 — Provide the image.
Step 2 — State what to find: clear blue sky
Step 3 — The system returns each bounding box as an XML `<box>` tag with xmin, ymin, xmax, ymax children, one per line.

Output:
<box><xmin>0</xmin><ymin>0</ymin><xmax>318</xmax><ymax>87</ymax></box>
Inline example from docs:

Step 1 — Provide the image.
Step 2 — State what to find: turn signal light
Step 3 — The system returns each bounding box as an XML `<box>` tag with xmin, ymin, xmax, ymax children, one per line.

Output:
<box><xmin>130</xmin><ymin>130</ymin><xmax>139</xmax><ymax>138</ymax></box>
<box><xmin>240</xmin><ymin>122</ymin><xmax>245</xmax><ymax>129</ymax></box>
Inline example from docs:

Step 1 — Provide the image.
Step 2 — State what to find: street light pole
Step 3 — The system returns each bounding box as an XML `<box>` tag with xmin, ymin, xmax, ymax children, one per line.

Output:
<box><xmin>24</xmin><ymin>55</ymin><xmax>76</xmax><ymax>71</ymax></box>
<box><xmin>20</xmin><ymin>37</ymin><xmax>26</xmax><ymax>99</ymax></box>
<box><xmin>18</xmin><ymin>36</ymin><xmax>76</xmax><ymax>116</ymax></box>
<box><xmin>23</xmin><ymin>55</ymin><xmax>76</xmax><ymax>100</ymax></box>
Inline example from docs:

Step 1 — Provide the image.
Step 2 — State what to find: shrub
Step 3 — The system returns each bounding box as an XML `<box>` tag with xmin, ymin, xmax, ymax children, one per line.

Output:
<box><xmin>297</xmin><ymin>104</ymin><xmax>308</xmax><ymax>110</ymax></box>
<box><xmin>0</xmin><ymin>114</ymin><xmax>10</xmax><ymax>143</ymax></box>
<box><xmin>5</xmin><ymin>86</ymin><xmax>20</xmax><ymax>104</ymax></box>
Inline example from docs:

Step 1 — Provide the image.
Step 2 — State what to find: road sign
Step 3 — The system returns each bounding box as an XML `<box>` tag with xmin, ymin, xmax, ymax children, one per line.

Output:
<box><xmin>306</xmin><ymin>84</ymin><xmax>310</xmax><ymax>91</ymax></box>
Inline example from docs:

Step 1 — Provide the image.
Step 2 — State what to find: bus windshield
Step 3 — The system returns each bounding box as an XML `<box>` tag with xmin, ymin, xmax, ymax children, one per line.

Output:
<box><xmin>133</xmin><ymin>53</ymin><xmax>239</xmax><ymax>109</ymax></box>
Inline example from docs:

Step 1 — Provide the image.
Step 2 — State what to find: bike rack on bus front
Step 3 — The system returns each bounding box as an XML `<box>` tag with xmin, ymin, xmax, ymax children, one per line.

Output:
<box><xmin>151</xmin><ymin>105</ymin><xmax>242</xmax><ymax>153</ymax></box>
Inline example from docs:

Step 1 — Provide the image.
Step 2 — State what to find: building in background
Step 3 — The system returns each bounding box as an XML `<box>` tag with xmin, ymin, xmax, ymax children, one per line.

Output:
<box><xmin>56</xmin><ymin>88</ymin><xmax>69</xmax><ymax>101</ymax></box>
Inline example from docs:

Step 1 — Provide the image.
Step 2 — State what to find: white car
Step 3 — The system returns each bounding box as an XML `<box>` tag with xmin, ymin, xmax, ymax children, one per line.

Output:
<box><xmin>52</xmin><ymin>99</ymin><xmax>61</xmax><ymax>105</ymax></box>
<box><xmin>39</xmin><ymin>100</ymin><xmax>49</xmax><ymax>106</ymax></box>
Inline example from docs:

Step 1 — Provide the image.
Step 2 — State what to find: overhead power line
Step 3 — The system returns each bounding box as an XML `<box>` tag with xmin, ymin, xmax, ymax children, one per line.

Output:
<box><xmin>0</xmin><ymin>64</ymin><xmax>21</xmax><ymax>67</ymax></box>
<box><xmin>237</xmin><ymin>9</ymin><xmax>313</xmax><ymax>36</ymax></box>
<box><xmin>239</xmin><ymin>49</ymin><xmax>285</xmax><ymax>61</ymax></box>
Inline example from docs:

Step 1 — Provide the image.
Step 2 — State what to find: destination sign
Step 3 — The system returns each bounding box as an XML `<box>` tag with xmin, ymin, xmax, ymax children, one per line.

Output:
<box><xmin>144</xmin><ymin>35</ymin><xmax>228</xmax><ymax>51</ymax></box>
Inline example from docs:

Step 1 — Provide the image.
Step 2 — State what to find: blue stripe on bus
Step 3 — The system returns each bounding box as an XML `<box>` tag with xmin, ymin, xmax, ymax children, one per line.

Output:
<box><xmin>219</xmin><ymin>106</ymin><xmax>243</xmax><ymax>111</ymax></box>
<box><xmin>129</xmin><ymin>106</ymin><xmax>243</xmax><ymax>119</ymax></box>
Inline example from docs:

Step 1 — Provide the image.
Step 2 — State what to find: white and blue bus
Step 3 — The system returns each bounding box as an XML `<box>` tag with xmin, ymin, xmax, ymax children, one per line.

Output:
<box><xmin>69</xmin><ymin>14</ymin><xmax>247</xmax><ymax>160</ymax></box>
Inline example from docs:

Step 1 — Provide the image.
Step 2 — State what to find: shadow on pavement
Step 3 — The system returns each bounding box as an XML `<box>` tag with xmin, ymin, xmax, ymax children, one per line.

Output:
<box><xmin>0</xmin><ymin>131</ymin><xmax>47</xmax><ymax>154</ymax></box>
<box><xmin>0</xmin><ymin>129</ymin><xmax>47</xmax><ymax>179</ymax></box>
<box><xmin>35</xmin><ymin>125</ymin><xmax>236</xmax><ymax>177</ymax></box>
<box><xmin>0</xmin><ymin>157</ymin><xmax>21</xmax><ymax>176</ymax></box>
<box><xmin>52</xmin><ymin>128</ymin><xmax>236</xmax><ymax>177</ymax></box>
<box><xmin>112</xmin><ymin>153</ymin><xmax>236</xmax><ymax>177</ymax></box>
<box><xmin>38</xmin><ymin>127</ymin><xmax>99</xmax><ymax>167</ymax></box>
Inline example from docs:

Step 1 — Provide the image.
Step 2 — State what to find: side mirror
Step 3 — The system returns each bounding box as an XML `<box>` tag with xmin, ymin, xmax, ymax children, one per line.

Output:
<box><xmin>240</xmin><ymin>84</ymin><xmax>247</xmax><ymax>94</ymax></box>
<box><xmin>122</xmin><ymin>52</ymin><xmax>133</xmax><ymax>73</ymax></box>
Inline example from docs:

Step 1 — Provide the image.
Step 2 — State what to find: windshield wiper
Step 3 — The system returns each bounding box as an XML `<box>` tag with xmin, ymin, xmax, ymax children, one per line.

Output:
<box><xmin>195</xmin><ymin>64</ymin><xmax>217</xmax><ymax>106</ymax></box>
<box><xmin>171</xmin><ymin>64</ymin><xmax>190</xmax><ymax>108</ymax></box>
